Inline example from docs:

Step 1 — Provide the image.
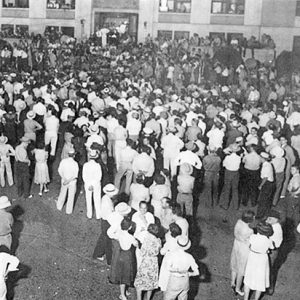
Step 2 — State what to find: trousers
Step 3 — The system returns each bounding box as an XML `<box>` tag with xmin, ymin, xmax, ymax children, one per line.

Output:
<box><xmin>56</xmin><ymin>180</ymin><xmax>77</xmax><ymax>214</ymax></box>
<box><xmin>45</xmin><ymin>131</ymin><xmax>58</xmax><ymax>156</ymax></box>
<box><xmin>257</xmin><ymin>181</ymin><xmax>275</xmax><ymax>219</ymax></box>
<box><xmin>15</xmin><ymin>161</ymin><xmax>31</xmax><ymax>198</ymax></box>
<box><xmin>219</xmin><ymin>170</ymin><xmax>239</xmax><ymax>209</ymax></box>
<box><xmin>0</xmin><ymin>160</ymin><xmax>13</xmax><ymax>187</ymax></box>
<box><xmin>201</xmin><ymin>171</ymin><xmax>219</xmax><ymax>207</ymax></box>
<box><xmin>164</xmin><ymin>274</ymin><xmax>189</xmax><ymax>300</ymax></box>
<box><xmin>84</xmin><ymin>183</ymin><xmax>101</xmax><ymax>219</ymax></box>
<box><xmin>114</xmin><ymin>163</ymin><xmax>133</xmax><ymax>194</ymax></box>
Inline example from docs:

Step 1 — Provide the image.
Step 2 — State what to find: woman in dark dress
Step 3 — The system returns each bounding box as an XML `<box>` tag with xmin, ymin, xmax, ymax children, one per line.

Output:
<box><xmin>109</xmin><ymin>217</ymin><xmax>138</xmax><ymax>300</ymax></box>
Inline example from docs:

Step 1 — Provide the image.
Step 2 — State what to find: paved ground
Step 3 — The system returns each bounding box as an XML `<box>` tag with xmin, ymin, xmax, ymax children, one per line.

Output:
<box><xmin>2</xmin><ymin>170</ymin><xmax>300</xmax><ymax>300</ymax></box>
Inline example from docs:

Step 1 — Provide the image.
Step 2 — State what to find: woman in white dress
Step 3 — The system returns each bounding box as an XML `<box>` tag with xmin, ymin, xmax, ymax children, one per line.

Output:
<box><xmin>230</xmin><ymin>210</ymin><xmax>255</xmax><ymax>296</ymax></box>
<box><xmin>33</xmin><ymin>141</ymin><xmax>50</xmax><ymax>196</ymax></box>
<box><xmin>243</xmin><ymin>222</ymin><xmax>274</xmax><ymax>300</ymax></box>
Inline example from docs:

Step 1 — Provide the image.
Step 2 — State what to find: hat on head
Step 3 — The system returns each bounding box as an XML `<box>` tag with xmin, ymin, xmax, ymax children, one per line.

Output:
<box><xmin>269</xmin><ymin>111</ymin><xmax>276</xmax><ymax>119</ymax></box>
<box><xmin>185</xmin><ymin>141</ymin><xmax>196</xmax><ymax>152</ymax></box>
<box><xmin>257</xmin><ymin>222</ymin><xmax>274</xmax><ymax>237</ymax></box>
<box><xmin>64</xmin><ymin>100</ymin><xmax>76</xmax><ymax>107</ymax></box>
<box><xmin>297</xmin><ymin>222</ymin><xmax>300</xmax><ymax>234</ymax></box>
<box><xmin>103</xmin><ymin>184</ymin><xmax>119</xmax><ymax>196</ymax></box>
<box><xmin>177</xmin><ymin>236</ymin><xmax>191</xmax><ymax>251</ymax></box>
<box><xmin>267</xmin><ymin>210</ymin><xmax>281</xmax><ymax>220</ymax></box>
<box><xmin>0</xmin><ymin>196</ymin><xmax>11</xmax><ymax>210</ymax></box>
<box><xmin>171</xmin><ymin>94</ymin><xmax>179</xmax><ymax>101</ymax></box>
<box><xmin>260</xmin><ymin>152</ymin><xmax>270</xmax><ymax>160</ymax></box>
<box><xmin>0</xmin><ymin>136</ymin><xmax>8</xmax><ymax>144</ymax></box>
<box><xmin>229</xmin><ymin>143</ymin><xmax>240</xmax><ymax>153</ymax></box>
<box><xmin>236</xmin><ymin>136</ymin><xmax>243</xmax><ymax>143</ymax></box>
<box><xmin>89</xmin><ymin>124</ymin><xmax>99</xmax><ymax>135</ymax></box>
<box><xmin>20</xmin><ymin>136</ymin><xmax>31</xmax><ymax>143</ymax></box>
<box><xmin>143</xmin><ymin>127</ymin><xmax>153</xmax><ymax>136</ymax></box>
<box><xmin>270</xmin><ymin>146</ymin><xmax>284</xmax><ymax>158</ymax></box>
<box><xmin>115</xmin><ymin>202</ymin><xmax>131</xmax><ymax>216</ymax></box>
<box><xmin>180</xmin><ymin>163</ymin><xmax>193</xmax><ymax>175</ymax></box>
<box><xmin>26</xmin><ymin>110</ymin><xmax>36</xmax><ymax>119</ymax></box>
<box><xmin>143</xmin><ymin>107</ymin><xmax>151</xmax><ymax>114</ymax></box>
<box><xmin>68</xmin><ymin>148</ymin><xmax>75</xmax><ymax>155</ymax></box>
<box><xmin>89</xmin><ymin>149</ymin><xmax>99</xmax><ymax>159</ymax></box>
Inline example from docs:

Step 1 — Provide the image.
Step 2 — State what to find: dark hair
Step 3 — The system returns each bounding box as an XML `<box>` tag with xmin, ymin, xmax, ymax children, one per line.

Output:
<box><xmin>126</xmin><ymin>138</ymin><xmax>134</xmax><ymax>148</ymax></box>
<box><xmin>136</xmin><ymin>173</ymin><xmax>145</xmax><ymax>184</ymax></box>
<box><xmin>154</xmin><ymin>174</ymin><xmax>165</xmax><ymax>185</ymax></box>
<box><xmin>36</xmin><ymin>140</ymin><xmax>45</xmax><ymax>149</ymax></box>
<box><xmin>121</xmin><ymin>217</ymin><xmax>132</xmax><ymax>231</ymax></box>
<box><xmin>147</xmin><ymin>223</ymin><xmax>159</xmax><ymax>237</ymax></box>
<box><xmin>171</xmin><ymin>203</ymin><xmax>183</xmax><ymax>217</ymax></box>
<box><xmin>241</xmin><ymin>210</ymin><xmax>255</xmax><ymax>223</ymax></box>
<box><xmin>169</xmin><ymin>222</ymin><xmax>182</xmax><ymax>238</ymax></box>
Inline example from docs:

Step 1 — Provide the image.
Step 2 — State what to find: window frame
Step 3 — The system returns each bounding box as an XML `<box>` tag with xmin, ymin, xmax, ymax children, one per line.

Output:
<box><xmin>159</xmin><ymin>0</ymin><xmax>192</xmax><ymax>13</ymax></box>
<box><xmin>211</xmin><ymin>0</ymin><xmax>245</xmax><ymax>15</ymax></box>
<box><xmin>296</xmin><ymin>0</ymin><xmax>300</xmax><ymax>16</ymax></box>
<box><xmin>46</xmin><ymin>0</ymin><xmax>76</xmax><ymax>10</ymax></box>
<box><xmin>2</xmin><ymin>0</ymin><xmax>29</xmax><ymax>8</ymax></box>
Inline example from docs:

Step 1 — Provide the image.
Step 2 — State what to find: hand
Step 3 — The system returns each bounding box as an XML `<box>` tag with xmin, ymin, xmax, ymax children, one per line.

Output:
<box><xmin>258</xmin><ymin>185</ymin><xmax>262</xmax><ymax>190</ymax></box>
<box><xmin>88</xmin><ymin>186</ymin><xmax>94</xmax><ymax>191</ymax></box>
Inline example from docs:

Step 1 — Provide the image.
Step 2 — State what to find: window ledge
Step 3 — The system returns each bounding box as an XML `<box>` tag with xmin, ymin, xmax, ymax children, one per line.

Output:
<box><xmin>211</xmin><ymin>13</ymin><xmax>244</xmax><ymax>16</ymax></box>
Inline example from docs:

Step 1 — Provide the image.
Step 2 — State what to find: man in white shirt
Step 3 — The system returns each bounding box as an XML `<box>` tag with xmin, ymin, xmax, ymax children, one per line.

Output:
<box><xmin>44</xmin><ymin>106</ymin><xmax>59</xmax><ymax>156</ymax></box>
<box><xmin>56</xmin><ymin>149</ymin><xmax>79</xmax><ymax>214</ymax></box>
<box><xmin>175</xmin><ymin>142</ymin><xmax>202</xmax><ymax>170</ymax></box>
<box><xmin>93</xmin><ymin>184</ymin><xmax>119</xmax><ymax>265</ymax></box>
<box><xmin>219</xmin><ymin>145</ymin><xmax>241</xmax><ymax>210</ymax></box>
<box><xmin>126</xmin><ymin>111</ymin><xmax>141</xmax><ymax>142</ymax></box>
<box><xmin>161</xmin><ymin>128</ymin><xmax>184</xmax><ymax>178</ymax></box>
<box><xmin>164</xmin><ymin>236</ymin><xmax>199</xmax><ymax>300</ymax></box>
<box><xmin>114</xmin><ymin>139</ymin><xmax>138</xmax><ymax>194</ymax></box>
<box><xmin>82</xmin><ymin>150</ymin><xmax>102</xmax><ymax>219</ymax></box>
<box><xmin>266</xmin><ymin>210</ymin><xmax>283</xmax><ymax>295</ymax></box>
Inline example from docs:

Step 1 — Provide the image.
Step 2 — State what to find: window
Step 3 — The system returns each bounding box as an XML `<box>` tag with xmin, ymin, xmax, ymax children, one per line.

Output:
<box><xmin>174</xmin><ymin>31</ymin><xmax>189</xmax><ymax>40</ymax></box>
<box><xmin>2</xmin><ymin>0</ymin><xmax>29</xmax><ymax>8</ymax></box>
<box><xmin>211</xmin><ymin>0</ymin><xmax>245</xmax><ymax>14</ymax></box>
<box><xmin>15</xmin><ymin>25</ymin><xmax>29</xmax><ymax>38</ymax></box>
<box><xmin>1</xmin><ymin>24</ymin><xmax>14</xmax><ymax>37</ymax></box>
<box><xmin>47</xmin><ymin>0</ymin><xmax>75</xmax><ymax>9</ymax></box>
<box><xmin>61</xmin><ymin>26</ymin><xmax>74</xmax><ymax>37</ymax></box>
<box><xmin>296</xmin><ymin>1</ymin><xmax>300</xmax><ymax>16</ymax></box>
<box><xmin>159</xmin><ymin>0</ymin><xmax>191</xmax><ymax>13</ymax></box>
<box><xmin>157</xmin><ymin>30</ymin><xmax>173</xmax><ymax>40</ymax></box>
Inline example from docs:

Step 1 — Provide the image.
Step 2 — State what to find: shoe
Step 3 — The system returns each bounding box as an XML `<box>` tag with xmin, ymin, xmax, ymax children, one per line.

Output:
<box><xmin>44</xmin><ymin>189</ymin><xmax>49</xmax><ymax>193</ymax></box>
<box><xmin>266</xmin><ymin>288</ymin><xmax>274</xmax><ymax>295</ymax></box>
<box><xmin>27</xmin><ymin>194</ymin><xmax>33</xmax><ymax>199</ymax></box>
<box><xmin>236</xmin><ymin>290</ymin><xmax>244</xmax><ymax>296</ymax></box>
<box><xmin>119</xmin><ymin>295</ymin><xmax>127</xmax><ymax>300</ymax></box>
<box><xmin>219</xmin><ymin>205</ymin><xmax>228</xmax><ymax>210</ymax></box>
<box><xmin>231</xmin><ymin>285</ymin><xmax>236</xmax><ymax>294</ymax></box>
<box><xmin>39</xmin><ymin>192</ymin><xmax>42</xmax><ymax>197</ymax></box>
<box><xmin>96</xmin><ymin>256</ymin><xmax>105</xmax><ymax>261</ymax></box>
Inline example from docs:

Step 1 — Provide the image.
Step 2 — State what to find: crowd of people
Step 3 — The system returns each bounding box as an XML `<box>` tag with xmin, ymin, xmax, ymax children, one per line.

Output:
<box><xmin>0</xmin><ymin>29</ymin><xmax>300</xmax><ymax>300</ymax></box>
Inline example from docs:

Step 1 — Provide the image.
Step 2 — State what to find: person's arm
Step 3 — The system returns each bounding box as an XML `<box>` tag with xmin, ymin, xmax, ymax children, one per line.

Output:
<box><xmin>188</xmin><ymin>257</ymin><xmax>199</xmax><ymax>277</ymax></box>
<box><xmin>258</xmin><ymin>177</ymin><xmax>268</xmax><ymax>190</ymax></box>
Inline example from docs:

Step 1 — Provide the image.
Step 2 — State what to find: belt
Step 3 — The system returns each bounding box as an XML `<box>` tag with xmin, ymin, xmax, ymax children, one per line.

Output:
<box><xmin>0</xmin><ymin>233</ymin><xmax>11</xmax><ymax>237</ymax></box>
<box><xmin>170</xmin><ymin>271</ymin><xmax>188</xmax><ymax>278</ymax></box>
<box><xmin>250</xmin><ymin>248</ymin><xmax>266</xmax><ymax>254</ymax></box>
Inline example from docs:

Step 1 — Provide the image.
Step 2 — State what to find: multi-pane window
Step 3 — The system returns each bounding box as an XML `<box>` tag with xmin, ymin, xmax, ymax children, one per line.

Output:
<box><xmin>1</xmin><ymin>24</ymin><xmax>14</xmax><ymax>37</ymax></box>
<box><xmin>174</xmin><ymin>31</ymin><xmax>189</xmax><ymax>40</ymax></box>
<box><xmin>61</xmin><ymin>26</ymin><xmax>74</xmax><ymax>37</ymax></box>
<box><xmin>47</xmin><ymin>0</ymin><xmax>75</xmax><ymax>9</ymax></box>
<box><xmin>159</xmin><ymin>0</ymin><xmax>191</xmax><ymax>13</ymax></box>
<box><xmin>211</xmin><ymin>0</ymin><xmax>245</xmax><ymax>14</ymax></box>
<box><xmin>2</xmin><ymin>0</ymin><xmax>29</xmax><ymax>8</ymax></box>
<box><xmin>15</xmin><ymin>25</ymin><xmax>29</xmax><ymax>37</ymax></box>
<box><xmin>158</xmin><ymin>30</ymin><xmax>173</xmax><ymax>40</ymax></box>
<box><xmin>296</xmin><ymin>0</ymin><xmax>300</xmax><ymax>16</ymax></box>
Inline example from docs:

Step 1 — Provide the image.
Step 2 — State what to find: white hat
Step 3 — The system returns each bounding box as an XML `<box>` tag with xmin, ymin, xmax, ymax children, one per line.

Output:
<box><xmin>89</xmin><ymin>124</ymin><xmax>99</xmax><ymax>134</ymax></box>
<box><xmin>260</xmin><ymin>152</ymin><xmax>270</xmax><ymax>159</ymax></box>
<box><xmin>177</xmin><ymin>236</ymin><xmax>191</xmax><ymax>251</ymax></box>
<box><xmin>0</xmin><ymin>196</ymin><xmax>11</xmax><ymax>209</ymax></box>
<box><xmin>26</xmin><ymin>110</ymin><xmax>36</xmax><ymax>119</ymax></box>
<box><xmin>89</xmin><ymin>149</ymin><xmax>99</xmax><ymax>159</ymax></box>
<box><xmin>115</xmin><ymin>202</ymin><xmax>131</xmax><ymax>216</ymax></box>
<box><xmin>0</xmin><ymin>136</ymin><xmax>8</xmax><ymax>144</ymax></box>
<box><xmin>143</xmin><ymin>127</ymin><xmax>153</xmax><ymax>135</ymax></box>
<box><xmin>103</xmin><ymin>184</ymin><xmax>119</xmax><ymax>196</ymax></box>
<box><xmin>270</xmin><ymin>146</ymin><xmax>285</xmax><ymax>158</ymax></box>
<box><xmin>297</xmin><ymin>222</ymin><xmax>300</xmax><ymax>233</ymax></box>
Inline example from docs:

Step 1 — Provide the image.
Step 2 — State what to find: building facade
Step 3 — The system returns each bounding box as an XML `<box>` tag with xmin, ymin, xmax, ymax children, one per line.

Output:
<box><xmin>1</xmin><ymin>0</ymin><xmax>300</xmax><ymax>53</ymax></box>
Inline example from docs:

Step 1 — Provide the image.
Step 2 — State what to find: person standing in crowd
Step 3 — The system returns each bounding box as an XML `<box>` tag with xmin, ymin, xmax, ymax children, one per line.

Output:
<box><xmin>44</xmin><ymin>105</ymin><xmax>59</xmax><ymax>157</ymax></box>
<box><xmin>243</xmin><ymin>222</ymin><xmax>274</xmax><ymax>300</ymax></box>
<box><xmin>15</xmin><ymin>136</ymin><xmax>32</xmax><ymax>199</ymax></box>
<box><xmin>0</xmin><ymin>135</ymin><xmax>15</xmax><ymax>188</ymax></box>
<box><xmin>33</xmin><ymin>141</ymin><xmax>50</xmax><ymax>196</ymax></box>
<box><xmin>82</xmin><ymin>149</ymin><xmax>102</xmax><ymax>219</ymax></box>
<box><xmin>93</xmin><ymin>184</ymin><xmax>118</xmax><ymax>265</ymax></box>
<box><xmin>56</xmin><ymin>149</ymin><xmax>79</xmax><ymax>215</ymax></box>
<box><xmin>129</xmin><ymin>173</ymin><xmax>150</xmax><ymax>212</ymax></box>
<box><xmin>108</xmin><ymin>217</ymin><xmax>138</xmax><ymax>300</ymax></box>
<box><xmin>230</xmin><ymin>210</ymin><xmax>255</xmax><ymax>296</ymax></box>
<box><xmin>256</xmin><ymin>152</ymin><xmax>275</xmax><ymax>219</ymax></box>
<box><xmin>241</xmin><ymin>144</ymin><xmax>262</xmax><ymax>207</ymax></box>
<box><xmin>0</xmin><ymin>196</ymin><xmax>13</xmax><ymax>250</ymax></box>
<box><xmin>200</xmin><ymin>146</ymin><xmax>221</xmax><ymax>208</ymax></box>
<box><xmin>163</xmin><ymin>236</ymin><xmax>199</xmax><ymax>300</ymax></box>
<box><xmin>134</xmin><ymin>223</ymin><xmax>161</xmax><ymax>300</ymax></box>
<box><xmin>219</xmin><ymin>144</ymin><xmax>241</xmax><ymax>210</ymax></box>
<box><xmin>265</xmin><ymin>210</ymin><xmax>283</xmax><ymax>295</ymax></box>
